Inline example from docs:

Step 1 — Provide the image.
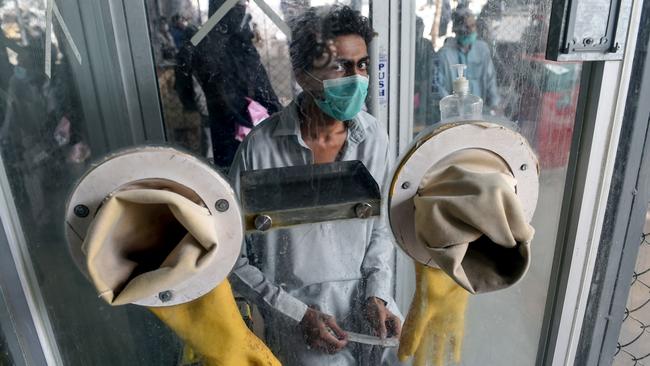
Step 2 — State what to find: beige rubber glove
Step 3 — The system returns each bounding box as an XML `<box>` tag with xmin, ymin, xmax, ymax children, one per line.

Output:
<box><xmin>82</xmin><ymin>187</ymin><xmax>281</xmax><ymax>365</ymax></box>
<box><xmin>83</xmin><ymin>188</ymin><xmax>220</xmax><ymax>305</ymax></box>
<box><xmin>149</xmin><ymin>279</ymin><xmax>281</xmax><ymax>366</ymax></box>
<box><xmin>398</xmin><ymin>263</ymin><xmax>469</xmax><ymax>366</ymax></box>
<box><xmin>414</xmin><ymin>148</ymin><xmax>535</xmax><ymax>294</ymax></box>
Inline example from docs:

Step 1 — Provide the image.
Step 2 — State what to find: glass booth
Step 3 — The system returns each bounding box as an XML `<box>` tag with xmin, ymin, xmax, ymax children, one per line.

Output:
<box><xmin>0</xmin><ymin>0</ymin><xmax>639</xmax><ymax>365</ymax></box>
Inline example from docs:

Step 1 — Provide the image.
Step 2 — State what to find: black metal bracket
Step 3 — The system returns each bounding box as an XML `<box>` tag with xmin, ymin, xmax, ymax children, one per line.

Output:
<box><xmin>546</xmin><ymin>0</ymin><xmax>633</xmax><ymax>61</ymax></box>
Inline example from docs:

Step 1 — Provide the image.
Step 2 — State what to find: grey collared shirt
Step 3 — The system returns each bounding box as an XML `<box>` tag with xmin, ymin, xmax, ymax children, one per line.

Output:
<box><xmin>228</xmin><ymin>98</ymin><xmax>395</xmax><ymax>324</ymax></box>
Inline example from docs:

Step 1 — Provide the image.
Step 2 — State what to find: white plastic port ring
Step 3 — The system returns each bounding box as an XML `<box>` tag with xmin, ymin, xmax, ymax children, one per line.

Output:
<box><xmin>388</xmin><ymin>121</ymin><xmax>539</xmax><ymax>268</ymax></box>
<box><xmin>64</xmin><ymin>146</ymin><xmax>243</xmax><ymax>307</ymax></box>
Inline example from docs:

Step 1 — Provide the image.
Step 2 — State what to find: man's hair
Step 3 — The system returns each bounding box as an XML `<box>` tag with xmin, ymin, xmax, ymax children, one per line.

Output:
<box><xmin>289</xmin><ymin>5</ymin><xmax>374</xmax><ymax>71</ymax></box>
<box><xmin>451</xmin><ymin>6</ymin><xmax>474</xmax><ymax>31</ymax></box>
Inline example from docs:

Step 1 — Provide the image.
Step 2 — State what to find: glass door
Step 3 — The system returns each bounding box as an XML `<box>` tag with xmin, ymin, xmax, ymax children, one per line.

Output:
<box><xmin>400</xmin><ymin>1</ymin><xmax>582</xmax><ymax>364</ymax></box>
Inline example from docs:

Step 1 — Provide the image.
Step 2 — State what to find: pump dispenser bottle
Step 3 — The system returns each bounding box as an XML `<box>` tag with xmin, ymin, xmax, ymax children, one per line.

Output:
<box><xmin>439</xmin><ymin>64</ymin><xmax>483</xmax><ymax>120</ymax></box>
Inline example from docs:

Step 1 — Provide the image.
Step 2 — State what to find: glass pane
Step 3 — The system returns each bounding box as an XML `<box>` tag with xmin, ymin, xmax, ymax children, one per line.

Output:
<box><xmin>0</xmin><ymin>1</ymin><xmax>180</xmax><ymax>364</ymax></box>
<box><xmin>410</xmin><ymin>0</ymin><xmax>582</xmax><ymax>365</ymax></box>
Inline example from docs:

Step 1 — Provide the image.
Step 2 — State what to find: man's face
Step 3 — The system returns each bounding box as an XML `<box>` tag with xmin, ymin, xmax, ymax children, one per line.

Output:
<box><xmin>298</xmin><ymin>34</ymin><xmax>369</xmax><ymax>95</ymax></box>
<box><xmin>160</xmin><ymin>22</ymin><xmax>169</xmax><ymax>32</ymax></box>
<box><xmin>453</xmin><ymin>14</ymin><xmax>477</xmax><ymax>36</ymax></box>
<box><xmin>175</xmin><ymin>17</ymin><xmax>188</xmax><ymax>28</ymax></box>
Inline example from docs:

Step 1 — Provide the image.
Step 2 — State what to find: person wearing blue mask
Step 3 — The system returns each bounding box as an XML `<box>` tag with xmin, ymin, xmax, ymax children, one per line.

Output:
<box><xmin>437</xmin><ymin>6</ymin><xmax>501</xmax><ymax>114</ymax></box>
<box><xmin>228</xmin><ymin>5</ymin><xmax>402</xmax><ymax>366</ymax></box>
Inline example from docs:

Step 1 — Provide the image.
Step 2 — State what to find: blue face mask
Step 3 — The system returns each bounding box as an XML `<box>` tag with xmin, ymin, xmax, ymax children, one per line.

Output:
<box><xmin>306</xmin><ymin>72</ymin><xmax>369</xmax><ymax>121</ymax></box>
<box><xmin>457</xmin><ymin>32</ymin><xmax>477</xmax><ymax>46</ymax></box>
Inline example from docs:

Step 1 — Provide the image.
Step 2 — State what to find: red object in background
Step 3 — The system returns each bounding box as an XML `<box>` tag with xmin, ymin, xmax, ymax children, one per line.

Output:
<box><xmin>519</xmin><ymin>54</ymin><xmax>581</xmax><ymax>169</ymax></box>
<box><xmin>536</xmin><ymin>89</ymin><xmax>579</xmax><ymax>168</ymax></box>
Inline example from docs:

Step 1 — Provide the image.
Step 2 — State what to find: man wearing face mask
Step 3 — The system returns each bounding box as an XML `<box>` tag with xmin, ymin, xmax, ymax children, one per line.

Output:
<box><xmin>228</xmin><ymin>5</ymin><xmax>402</xmax><ymax>366</ymax></box>
<box><xmin>437</xmin><ymin>6</ymin><xmax>501</xmax><ymax>114</ymax></box>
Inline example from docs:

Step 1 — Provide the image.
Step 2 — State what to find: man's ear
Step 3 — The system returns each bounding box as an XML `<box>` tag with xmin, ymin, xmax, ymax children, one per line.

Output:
<box><xmin>295</xmin><ymin>68</ymin><xmax>323</xmax><ymax>96</ymax></box>
<box><xmin>295</xmin><ymin>68</ymin><xmax>309</xmax><ymax>89</ymax></box>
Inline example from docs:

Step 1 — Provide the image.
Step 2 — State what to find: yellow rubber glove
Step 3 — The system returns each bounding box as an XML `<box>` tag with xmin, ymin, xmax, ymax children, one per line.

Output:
<box><xmin>398</xmin><ymin>263</ymin><xmax>469</xmax><ymax>366</ymax></box>
<box><xmin>180</xmin><ymin>344</ymin><xmax>201</xmax><ymax>365</ymax></box>
<box><xmin>149</xmin><ymin>280</ymin><xmax>281</xmax><ymax>366</ymax></box>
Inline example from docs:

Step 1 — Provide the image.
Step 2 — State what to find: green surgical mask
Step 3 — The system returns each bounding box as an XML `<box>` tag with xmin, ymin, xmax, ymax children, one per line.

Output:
<box><xmin>457</xmin><ymin>32</ymin><xmax>477</xmax><ymax>46</ymax></box>
<box><xmin>306</xmin><ymin>72</ymin><xmax>369</xmax><ymax>121</ymax></box>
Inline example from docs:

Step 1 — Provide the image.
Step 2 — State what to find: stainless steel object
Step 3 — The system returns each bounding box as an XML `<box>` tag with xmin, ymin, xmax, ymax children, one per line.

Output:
<box><xmin>240</xmin><ymin>160</ymin><xmax>381</xmax><ymax>232</ymax></box>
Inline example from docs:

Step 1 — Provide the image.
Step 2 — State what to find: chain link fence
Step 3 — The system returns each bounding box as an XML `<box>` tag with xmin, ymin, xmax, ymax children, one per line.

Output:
<box><xmin>614</xmin><ymin>208</ymin><xmax>650</xmax><ymax>366</ymax></box>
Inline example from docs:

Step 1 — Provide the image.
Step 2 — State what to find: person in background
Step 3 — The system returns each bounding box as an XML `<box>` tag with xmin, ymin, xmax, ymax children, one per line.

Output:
<box><xmin>414</xmin><ymin>16</ymin><xmax>444</xmax><ymax>128</ymax></box>
<box><xmin>280</xmin><ymin>0</ymin><xmax>310</xmax><ymax>21</ymax></box>
<box><xmin>436</xmin><ymin>6</ymin><xmax>501</xmax><ymax>114</ymax></box>
<box><xmin>171</xmin><ymin>24</ymin><xmax>208</xmax><ymax>156</ymax></box>
<box><xmin>169</xmin><ymin>14</ymin><xmax>188</xmax><ymax>49</ymax></box>
<box><xmin>153</xmin><ymin>16</ymin><xmax>176</xmax><ymax>62</ymax></box>
<box><xmin>437</xmin><ymin>0</ymin><xmax>452</xmax><ymax>37</ymax></box>
<box><xmin>177</xmin><ymin>0</ymin><xmax>280</xmax><ymax>168</ymax></box>
<box><xmin>0</xmin><ymin>20</ymin><xmax>13</xmax><ymax>93</ymax></box>
<box><xmin>0</xmin><ymin>21</ymin><xmax>15</xmax><ymax>129</ymax></box>
<box><xmin>228</xmin><ymin>5</ymin><xmax>402</xmax><ymax>366</ymax></box>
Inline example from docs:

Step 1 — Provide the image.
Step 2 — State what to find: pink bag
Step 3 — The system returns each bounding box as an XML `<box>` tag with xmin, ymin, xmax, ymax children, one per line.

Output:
<box><xmin>54</xmin><ymin>116</ymin><xmax>71</xmax><ymax>146</ymax></box>
<box><xmin>235</xmin><ymin>97</ymin><xmax>270</xmax><ymax>142</ymax></box>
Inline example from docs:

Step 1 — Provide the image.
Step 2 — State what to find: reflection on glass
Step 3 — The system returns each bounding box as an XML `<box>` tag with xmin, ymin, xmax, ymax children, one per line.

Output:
<box><xmin>0</xmin><ymin>1</ymin><xmax>180</xmax><ymax>364</ymax></box>
<box><xmin>411</xmin><ymin>1</ymin><xmax>582</xmax><ymax>365</ymax></box>
<box><xmin>148</xmin><ymin>0</ymin><xmax>286</xmax><ymax>168</ymax></box>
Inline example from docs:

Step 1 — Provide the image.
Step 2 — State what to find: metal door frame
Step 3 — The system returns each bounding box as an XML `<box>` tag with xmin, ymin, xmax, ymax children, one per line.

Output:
<box><xmin>575</xmin><ymin>0</ymin><xmax>650</xmax><ymax>363</ymax></box>
<box><xmin>537</xmin><ymin>0</ymin><xmax>645</xmax><ymax>363</ymax></box>
<box><xmin>0</xmin><ymin>159</ymin><xmax>56</xmax><ymax>365</ymax></box>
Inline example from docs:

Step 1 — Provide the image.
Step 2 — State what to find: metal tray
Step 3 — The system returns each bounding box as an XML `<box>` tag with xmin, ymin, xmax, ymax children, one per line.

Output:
<box><xmin>240</xmin><ymin>160</ymin><xmax>381</xmax><ymax>231</ymax></box>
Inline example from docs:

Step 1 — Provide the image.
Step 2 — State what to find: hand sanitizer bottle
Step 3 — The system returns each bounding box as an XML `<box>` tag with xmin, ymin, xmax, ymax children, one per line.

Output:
<box><xmin>439</xmin><ymin>64</ymin><xmax>483</xmax><ymax>120</ymax></box>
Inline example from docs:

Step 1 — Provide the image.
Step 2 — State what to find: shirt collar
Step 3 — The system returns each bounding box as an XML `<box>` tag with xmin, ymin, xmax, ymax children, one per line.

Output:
<box><xmin>272</xmin><ymin>93</ymin><xmax>369</xmax><ymax>145</ymax></box>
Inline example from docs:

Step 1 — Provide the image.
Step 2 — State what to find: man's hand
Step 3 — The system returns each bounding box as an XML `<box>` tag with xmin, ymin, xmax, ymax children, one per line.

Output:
<box><xmin>365</xmin><ymin>296</ymin><xmax>402</xmax><ymax>339</ymax></box>
<box><xmin>300</xmin><ymin>307</ymin><xmax>348</xmax><ymax>353</ymax></box>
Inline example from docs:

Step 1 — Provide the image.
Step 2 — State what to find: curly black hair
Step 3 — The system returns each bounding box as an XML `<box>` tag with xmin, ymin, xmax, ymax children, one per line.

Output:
<box><xmin>289</xmin><ymin>5</ymin><xmax>374</xmax><ymax>72</ymax></box>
